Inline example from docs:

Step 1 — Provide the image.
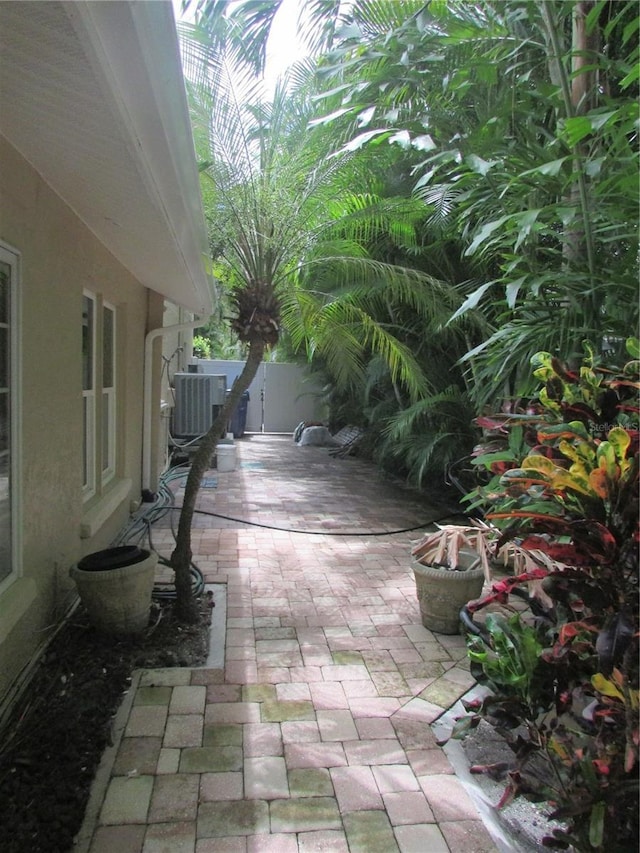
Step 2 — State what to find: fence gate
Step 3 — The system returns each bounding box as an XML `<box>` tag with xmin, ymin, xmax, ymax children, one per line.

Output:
<box><xmin>189</xmin><ymin>359</ymin><xmax>324</xmax><ymax>433</ymax></box>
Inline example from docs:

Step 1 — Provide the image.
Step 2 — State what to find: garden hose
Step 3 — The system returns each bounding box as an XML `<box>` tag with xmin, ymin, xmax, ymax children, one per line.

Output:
<box><xmin>115</xmin><ymin>460</ymin><xmax>466</xmax><ymax>607</ymax></box>
<box><xmin>112</xmin><ymin>464</ymin><xmax>203</xmax><ymax>600</ymax></box>
<box><xmin>185</xmin><ymin>506</ymin><xmax>464</xmax><ymax>537</ymax></box>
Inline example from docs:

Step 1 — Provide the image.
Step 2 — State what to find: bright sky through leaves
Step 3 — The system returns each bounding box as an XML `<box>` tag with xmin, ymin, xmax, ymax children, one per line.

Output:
<box><xmin>172</xmin><ymin>0</ymin><xmax>305</xmax><ymax>91</ymax></box>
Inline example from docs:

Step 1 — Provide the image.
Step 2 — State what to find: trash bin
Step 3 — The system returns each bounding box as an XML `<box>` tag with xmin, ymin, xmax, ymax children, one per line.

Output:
<box><xmin>227</xmin><ymin>389</ymin><xmax>250</xmax><ymax>438</ymax></box>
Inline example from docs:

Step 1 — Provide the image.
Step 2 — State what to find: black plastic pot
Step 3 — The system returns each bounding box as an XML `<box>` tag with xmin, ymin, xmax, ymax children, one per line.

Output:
<box><xmin>77</xmin><ymin>545</ymin><xmax>148</xmax><ymax>572</ymax></box>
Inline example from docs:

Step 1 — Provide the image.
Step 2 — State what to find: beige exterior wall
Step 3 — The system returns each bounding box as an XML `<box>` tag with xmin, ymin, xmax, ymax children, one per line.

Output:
<box><xmin>0</xmin><ymin>136</ymin><xmax>152</xmax><ymax>704</ymax></box>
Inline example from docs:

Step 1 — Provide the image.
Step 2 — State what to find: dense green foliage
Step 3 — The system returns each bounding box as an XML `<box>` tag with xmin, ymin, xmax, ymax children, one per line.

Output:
<box><xmin>312</xmin><ymin>0</ymin><xmax>639</xmax><ymax>397</ymax></box>
<box><xmin>455</xmin><ymin>341</ymin><xmax>639</xmax><ymax>851</ymax></box>
<box><xmin>182</xmin><ymin>0</ymin><xmax>638</xmax><ymax>488</ymax></box>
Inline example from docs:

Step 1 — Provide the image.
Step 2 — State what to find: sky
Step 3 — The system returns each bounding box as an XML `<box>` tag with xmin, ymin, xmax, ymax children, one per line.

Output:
<box><xmin>171</xmin><ymin>0</ymin><xmax>306</xmax><ymax>90</ymax></box>
<box><xmin>265</xmin><ymin>0</ymin><xmax>306</xmax><ymax>84</ymax></box>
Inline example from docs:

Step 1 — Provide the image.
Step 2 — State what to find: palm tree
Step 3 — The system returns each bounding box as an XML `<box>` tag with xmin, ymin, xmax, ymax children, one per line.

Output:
<box><xmin>170</xmin><ymin>19</ymin><xmax>460</xmax><ymax>620</ymax></box>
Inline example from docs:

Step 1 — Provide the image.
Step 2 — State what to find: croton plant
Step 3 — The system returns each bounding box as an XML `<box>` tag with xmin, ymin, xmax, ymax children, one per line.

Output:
<box><xmin>452</xmin><ymin>339</ymin><xmax>639</xmax><ymax>852</ymax></box>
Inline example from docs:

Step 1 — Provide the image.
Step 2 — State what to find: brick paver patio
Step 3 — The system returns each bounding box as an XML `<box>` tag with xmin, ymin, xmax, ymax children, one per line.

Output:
<box><xmin>74</xmin><ymin>434</ymin><xmax>499</xmax><ymax>853</ymax></box>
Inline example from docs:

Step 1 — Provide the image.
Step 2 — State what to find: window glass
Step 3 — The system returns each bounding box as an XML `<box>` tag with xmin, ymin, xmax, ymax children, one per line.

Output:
<box><xmin>101</xmin><ymin>304</ymin><xmax>116</xmax><ymax>482</ymax></box>
<box><xmin>82</xmin><ymin>396</ymin><xmax>89</xmax><ymax>489</ymax></box>
<box><xmin>0</xmin><ymin>261</ymin><xmax>7</xmax><ymax>324</ymax></box>
<box><xmin>102</xmin><ymin>305</ymin><xmax>114</xmax><ymax>388</ymax></box>
<box><xmin>0</xmin><ymin>258</ymin><xmax>12</xmax><ymax>584</ymax></box>
<box><xmin>82</xmin><ymin>295</ymin><xmax>94</xmax><ymax>392</ymax></box>
<box><xmin>82</xmin><ymin>294</ymin><xmax>96</xmax><ymax>497</ymax></box>
<box><xmin>84</xmin><ymin>296</ymin><xmax>117</xmax><ymax>494</ymax></box>
<box><xmin>0</xmin><ymin>327</ymin><xmax>6</xmax><ymax>389</ymax></box>
<box><xmin>0</xmin><ymin>386</ymin><xmax>7</xmax><ymax>454</ymax></box>
<box><xmin>102</xmin><ymin>391</ymin><xmax>111</xmax><ymax>472</ymax></box>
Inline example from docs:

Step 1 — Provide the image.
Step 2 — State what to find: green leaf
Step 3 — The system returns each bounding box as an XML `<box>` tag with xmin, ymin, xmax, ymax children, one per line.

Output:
<box><xmin>357</xmin><ymin>106</ymin><xmax>376</xmax><ymax>127</ymax></box>
<box><xmin>388</xmin><ymin>130</ymin><xmax>412</xmax><ymax>149</ymax></box>
<box><xmin>476</xmin><ymin>62</ymin><xmax>498</xmax><ymax>85</ymax></box>
<box><xmin>335</xmin><ymin>22</ymin><xmax>363</xmax><ymax>40</ymax></box>
<box><xmin>308</xmin><ymin>108</ymin><xmax>353</xmax><ymax>127</ymax></box>
<box><xmin>555</xmin><ymin>207</ymin><xmax>577</xmax><ymax>227</ymax></box>
<box><xmin>622</xmin><ymin>15</ymin><xmax>640</xmax><ymax>44</ymax></box>
<box><xmin>505</xmin><ymin>276</ymin><xmax>526</xmax><ymax>308</ymax></box>
<box><xmin>464</xmin><ymin>216</ymin><xmax>511</xmax><ymax>257</ymax></box>
<box><xmin>620</xmin><ymin>63</ymin><xmax>640</xmax><ymax>90</ymax></box>
<box><xmin>589</xmin><ymin>801</ymin><xmax>605</xmax><ymax>848</ymax></box>
<box><xmin>626</xmin><ymin>337</ymin><xmax>640</xmax><ymax>359</ymax></box>
<box><xmin>513</xmin><ymin>210</ymin><xmax>541</xmax><ymax>252</ymax></box>
<box><xmin>588</xmin><ymin>110</ymin><xmax>618</xmax><ymax>131</ymax></box>
<box><xmin>473</xmin><ymin>450</ymin><xmax>519</xmax><ymax>467</ymax></box>
<box><xmin>521</xmin><ymin>158</ymin><xmax>568</xmax><ymax>178</ymax></box>
<box><xmin>585</xmin><ymin>157</ymin><xmax>604</xmax><ymax>178</ymax></box>
<box><xmin>412</xmin><ymin>134</ymin><xmax>436</xmax><ymax>152</ymax></box>
<box><xmin>561</xmin><ymin>116</ymin><xmax>592</xmax><ymax>146</ymax></box>
<box><xmin>340</xmin><ymin>129</ymin><xmax>392</xmax><ymax>152</ymax></box>
<box><xmin>448</xmin><ymin>282</ymin><xmax>494</xmax><ymax>321</ymax></box>
<box><xmin>562</xmin><ymin>110</ymin><xmax>617</xmax><ymax>146</ymax></box>
<box><xmin>508</xmin><ymin>425</ymin><xmax>524</xmax><ymax>455</ymax></box>
<box><xmin>413</xmin><ymin>168</ymin><xmax>438</xmax><ymax>190</ymax></box>
<box><xmin>312</xmin><ymin>83</ymin><xmax>351</xmax><ymax>100</ymax></box>
<box><xmin>538</xmin><ymin>421</ymin><xmax>592</xmax><ymax>442</ymax></box>
<box><xmin>607</xmin><ymin>426</ymin><xmax>631</xmax><ymax>465</ymax></box>
<box><xmin>449</xmin><ymin>715</ymin><xmax>479</xmax><ymax>740</ymax></box>
<box><xmin>466</xmin><ymin>154</ymin><xmax>498</xmax><ymax>176</ymax></box>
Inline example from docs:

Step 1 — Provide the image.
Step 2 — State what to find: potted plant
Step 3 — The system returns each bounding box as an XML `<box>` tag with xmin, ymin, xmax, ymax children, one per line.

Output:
<box><xmin>70</xmin><ymin>545</ymin><xmax>157</xmax><ymax>635</ymax></box>
<box><xmin>410</xmin><ymin>522</ymin><xmax>494</xmax><ymax>634</ymax></box>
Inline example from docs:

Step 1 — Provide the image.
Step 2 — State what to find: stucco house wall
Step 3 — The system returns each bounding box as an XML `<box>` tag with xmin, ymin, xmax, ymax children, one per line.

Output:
<box><xmin>0</xmin><ymin>136</ymin><xmax>154</xmax><ymax>702</ymax></box>
<box><xmin>0</xmin><ymin>0</ymin><xmax>214</xmax><ymax>712</ymax></box>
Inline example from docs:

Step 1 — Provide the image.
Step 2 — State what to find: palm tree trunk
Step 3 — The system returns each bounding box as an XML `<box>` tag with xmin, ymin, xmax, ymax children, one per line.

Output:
<box><xmin>564</xmin><ymin>1</ymin><xmax>598</xmax><ymax>269</ymax></box>
<box><xmin>539</xmin><ymin>0</ymin><xmax>597</xmax><ymax>278</ymax></box>
<box><xmin>171</xmin><ymin>337</ymin><xmax>266</xmax><ymax>621</ymax></box>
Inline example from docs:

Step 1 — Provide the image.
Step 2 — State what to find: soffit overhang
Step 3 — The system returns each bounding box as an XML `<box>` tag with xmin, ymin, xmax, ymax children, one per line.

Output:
<box><xmin>0</xmin><ymin>0</ymin><xmax>213</xmax><ymax>316</ymax></box>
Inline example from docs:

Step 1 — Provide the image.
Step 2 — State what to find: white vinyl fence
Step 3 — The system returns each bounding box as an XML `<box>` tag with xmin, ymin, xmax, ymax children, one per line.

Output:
<box><xmin>189</xmin><ymin>359</ymin><xmax>325</xmax><ymax>433</ymax></box>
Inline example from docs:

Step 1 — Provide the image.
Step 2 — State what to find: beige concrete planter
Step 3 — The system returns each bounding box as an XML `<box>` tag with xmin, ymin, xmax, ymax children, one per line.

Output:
<box><xmin>70</xmin><ymin>546</ymin><xmax>157</xmax><ymax>635</ymax></box>
<box><xmin>412</xmin><ymin>551</ymin><xmax>485</xmax><ymax>635</ymax></box>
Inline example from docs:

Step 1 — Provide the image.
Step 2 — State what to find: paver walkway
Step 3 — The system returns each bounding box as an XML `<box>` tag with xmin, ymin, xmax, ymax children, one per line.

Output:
<box><xmin>74</xmin><ymin>434</ymin><xmax>499</xmax><ymax>853</ymax></box>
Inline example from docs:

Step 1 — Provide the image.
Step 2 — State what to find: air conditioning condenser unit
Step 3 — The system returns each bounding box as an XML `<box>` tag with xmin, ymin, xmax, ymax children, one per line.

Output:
<box><xmin>172</xmin><ymin>373</ymin><xmax>227</xmax><ymax>437</ymax></box>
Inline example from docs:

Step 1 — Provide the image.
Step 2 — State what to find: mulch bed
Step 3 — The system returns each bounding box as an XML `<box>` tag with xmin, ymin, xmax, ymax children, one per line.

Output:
<box><xmin>0</xmin><ymin>594</ymin><xmax>212</xmax><ymax>853</ymax></box>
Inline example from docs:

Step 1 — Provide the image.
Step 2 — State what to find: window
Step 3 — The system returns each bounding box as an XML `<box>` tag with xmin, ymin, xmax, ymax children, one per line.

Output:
<box><xmin>101</xmin><ymin>303</ymin><xmax>116</xmax><ymax>484</ymax></box>
<box><xmin>0</xmin><ymin>245</ymin><xmax>19</xmax><ymax>587</ymax></box>
<box><xmin>82</xmin><ymin>294</ymin><xmax>96</xmax><ymax>498</ymax></box>
<box><xmin>83</xmin><ymin>293</ymin><xmax>117</xmax><ymax>501</ymax></box>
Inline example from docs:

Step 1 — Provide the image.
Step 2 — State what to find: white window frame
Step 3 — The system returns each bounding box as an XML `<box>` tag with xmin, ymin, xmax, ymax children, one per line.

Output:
<box><xmin>83</xmin><ymin>292</ymin><xmax>120</xmax><ymax>503</ymax></box>
<box><xmin>0</xmin><ymin>243</ymin><xmax>21</xmax><ymax>592</ymax></box>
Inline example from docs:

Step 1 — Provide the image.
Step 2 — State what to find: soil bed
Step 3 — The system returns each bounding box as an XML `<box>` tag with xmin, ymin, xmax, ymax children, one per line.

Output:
<box><xmin>0</xmin><ymin>593</ymin><xmax>212</xmax><ymax>853</ymax></box>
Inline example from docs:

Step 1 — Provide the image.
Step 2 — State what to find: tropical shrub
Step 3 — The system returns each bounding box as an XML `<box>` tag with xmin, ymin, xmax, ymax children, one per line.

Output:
<box><xmin>192</xmin><ymin>334</ymin><xmax>212</xmax><ymax>359</ymax></box>
<box><xmin>313</xmin><ymin>0</ymin><xmax>639</xmax><ymax>404</ymax></box>
<box><xmin>449</xmin><ymin>340</ymin><xmax>639</xmax><ymax>851</ymax></box>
